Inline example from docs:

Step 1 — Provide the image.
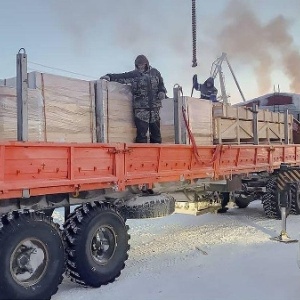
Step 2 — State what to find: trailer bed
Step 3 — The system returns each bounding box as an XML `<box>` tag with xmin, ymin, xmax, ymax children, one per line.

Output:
<box><xmin>1</xmin><ymin>141</ymin><xmax>300</xmax><ymax>200</ymax></box>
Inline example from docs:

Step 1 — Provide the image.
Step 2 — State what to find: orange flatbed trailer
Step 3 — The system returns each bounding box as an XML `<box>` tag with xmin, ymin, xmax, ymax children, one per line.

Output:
<box><xmin>2</xmin><ymin>140</ymin><xmax>300</xmax><ymax>300</ymax></box>
<box><xmin>1</xmin><ymin>141</ymin><xmax>300</xmax><ymax>200</ymax></box>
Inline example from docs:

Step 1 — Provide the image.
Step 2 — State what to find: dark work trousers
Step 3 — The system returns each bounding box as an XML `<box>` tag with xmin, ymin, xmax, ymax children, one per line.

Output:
<box><xmin>134</xmin><ymin>117</ymin><xmax>162</xmax><ymax>143</ymax></box>
<box><xmin>221</xmin><ymin>192</ymin><xmax>230</xmax><ymax>208</ymax></box>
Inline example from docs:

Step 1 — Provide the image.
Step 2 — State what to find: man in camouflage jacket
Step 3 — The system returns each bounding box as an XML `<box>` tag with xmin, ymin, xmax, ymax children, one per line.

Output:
<box><xmin>101</xmin><ymin>55</ymin><xmax>167</xmax><ymax>143</ymax></box>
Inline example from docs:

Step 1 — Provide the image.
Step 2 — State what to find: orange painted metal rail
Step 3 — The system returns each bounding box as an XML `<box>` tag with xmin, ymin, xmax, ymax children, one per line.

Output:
<box><xmin>1</xmin><ymin>141</ymin><xmax>300</xmax><ymax>200</ymax></box>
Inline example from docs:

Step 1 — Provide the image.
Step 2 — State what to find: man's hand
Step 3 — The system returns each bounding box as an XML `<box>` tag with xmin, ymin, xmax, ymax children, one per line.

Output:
<box><xmin>100</xmin><ymin>75</ymin><xmax>110</xmax><ymax>81</ymax></box>
<box><xmin>158</xmin><ymin>91</ymin><xmax>166</xmax><ymax>100</ymax></box>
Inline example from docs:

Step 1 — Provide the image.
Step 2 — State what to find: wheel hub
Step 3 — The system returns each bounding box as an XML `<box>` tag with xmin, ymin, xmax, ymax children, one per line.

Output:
<box><xmin>91</xmin><ymin>226</ymin><xmax>116</xmax><ymax>264</ymax></box>
<box><xmin>10</xmin><ymin>239</ymin><xmax>48</xmax><ymax>287</ymax></box>
<box><xmin>16</xmin><ymin>248</ymin><xmax>35</xmax><ymax>274</ymax></box>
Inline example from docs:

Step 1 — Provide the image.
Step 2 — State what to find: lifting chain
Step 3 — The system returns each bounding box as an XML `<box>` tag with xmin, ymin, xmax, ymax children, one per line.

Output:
<box><xmin>192</xmin><ymin>0</ymin><xmax>197</xmax><ymax>67</ymax></box>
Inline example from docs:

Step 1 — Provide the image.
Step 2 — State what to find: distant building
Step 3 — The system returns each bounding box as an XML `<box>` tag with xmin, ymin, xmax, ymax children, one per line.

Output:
<box><xmin>236</xmin><ymin>93</ymin><xmax>300</xmax><ymax>121</ymax></box>
<box><xmin>235</xmin><ymin>93</ymin><xmax>300</xmax><ymax>143</ymax></box>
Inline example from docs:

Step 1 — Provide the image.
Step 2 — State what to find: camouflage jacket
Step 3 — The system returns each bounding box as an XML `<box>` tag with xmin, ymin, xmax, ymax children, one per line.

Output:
<box><xmin>134</xmin><ymin>109</ymin><xmax>160</xmax><ymax>123</ymax></box>
<box><xmin>108</xmin><ymin>67</ymin><xmax>167</xmax><ymax>110</ymax></box>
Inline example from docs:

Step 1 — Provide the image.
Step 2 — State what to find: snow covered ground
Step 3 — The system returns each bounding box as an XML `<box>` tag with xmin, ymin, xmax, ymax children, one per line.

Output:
<box><xmin>52</xmin><ymin>201</ymin><xmax>300</xmax><ymax>300</ymax></box>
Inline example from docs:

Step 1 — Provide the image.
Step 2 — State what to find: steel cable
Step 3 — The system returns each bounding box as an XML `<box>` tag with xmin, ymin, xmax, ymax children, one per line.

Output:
<box><xmin>192</xmin><ymin>0</ymin><xmax>197</xmax><ymax>67</ymax></box>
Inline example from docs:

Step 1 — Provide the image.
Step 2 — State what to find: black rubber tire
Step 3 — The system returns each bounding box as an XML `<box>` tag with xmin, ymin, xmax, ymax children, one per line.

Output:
<box><xmin>290</xmin><ymin>183</ymin><xmax>300</xmax><ymax>215</ymax></box>
<box><xmin>235</xmin><ymin>199</ymin><xmax>250</xmax><ymax>209</ymax></box>
<box><xmin>63</xmin><ymin>202</ymin><xmax>130</xmax><ymax>287</ymax></box>
<box><xmin>42</xmin><ymin>208</ymin><xmax>55</xmax><ymax>217</ymax></box>
<box><xmin>121</xmin><ymin>193</ymin><xmax>175</xmax><ymax>219</ymax></box>
<box><xmin>262</xmin><ymin>176</ymin><xmax>291</xmax><ymax>219</ymax></box>
<box><xmin>0</xmin><ymin>210</ymin><xmax>65</xmax><ymax>300</ymax></box>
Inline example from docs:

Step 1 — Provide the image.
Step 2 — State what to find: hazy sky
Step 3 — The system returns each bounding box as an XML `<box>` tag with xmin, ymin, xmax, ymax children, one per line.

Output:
<box><xmin>1</xmin><ymin>0</ymin><xmax>300</xmax><ymax>104</ymax></box>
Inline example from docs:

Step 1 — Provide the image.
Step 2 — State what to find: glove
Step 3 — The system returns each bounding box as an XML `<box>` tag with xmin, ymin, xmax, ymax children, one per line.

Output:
<box><xmin>158</xmin><ymin>91</ymin><xmax>166</xmax><ymax>100</ymax></box>
<box><xmin>192</xmin><ymin>74</ymin><xmax>198</xmax><ymax>90</ymax></box>
<box><xmin>100</xmin><ymin>75</ymin><xmax>110</xmax><ymax>81</ymax></box>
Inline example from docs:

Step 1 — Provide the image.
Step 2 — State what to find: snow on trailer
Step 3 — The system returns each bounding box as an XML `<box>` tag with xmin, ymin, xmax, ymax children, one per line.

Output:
<box><xmin>1</xmin><ymin>50</ymin><xmax>300</xmax><ymax>300</ymax></box>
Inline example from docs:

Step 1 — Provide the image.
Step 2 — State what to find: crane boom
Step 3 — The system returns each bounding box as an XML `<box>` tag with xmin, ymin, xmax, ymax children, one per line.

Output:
<box><xmin>210</xmin><ymin>52</ymin><xmax>246</xmax><ymax>103</ymax></box>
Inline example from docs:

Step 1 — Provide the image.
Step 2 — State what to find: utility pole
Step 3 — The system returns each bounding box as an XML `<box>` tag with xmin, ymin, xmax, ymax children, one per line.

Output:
<box><xmin>16</xmin><ymin>48</ymin><xmax>28</xmax><ymax>141</ymax></box>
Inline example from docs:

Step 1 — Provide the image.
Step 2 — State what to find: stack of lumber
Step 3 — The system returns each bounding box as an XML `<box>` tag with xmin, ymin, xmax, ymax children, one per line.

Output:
<box><xmin>95</xmin><ymin>81</ymin><xmax>214</xmax><ymax>145</ymax></box>
<box><xmin>0</xmin><ymin>72</ymin><xmax>96</xmax><ymax>143</ymax></box>
<box><xmin>31</xmin><ymin>72</ymin><xmax>96</xmax><ymax>143</ymax></box>
<box><xmin>160</xmin><ymin>97</ymin><xmax>213</xmax><ymax>145</ymax></box>
<box><xmin>95</xmin><ymin>80</ymin><xmax>136</xmax><ymax>143</ymax></box>
<box><xmin>0</xmin><ymin>72</ymin><xmax>293</xmax><ymax>145</ymax></box>
<box><xmin>185</xmin><ymin>97</ymin><xmax>213</xmax><ymax>145</ymax></box>
<box><xmin>0</xmin><ymin>86</ymin><xmax>44</xmax><ymax>141</ymax></box>
<box><xmin>95</xmin><ymin>81</ymin><xmax>213</xmax><ymax>145</ymax></box>
<box><xmin>213</xmin><ymin>103</ymin><xmax>293</xmax><ymax>144</ymax></box>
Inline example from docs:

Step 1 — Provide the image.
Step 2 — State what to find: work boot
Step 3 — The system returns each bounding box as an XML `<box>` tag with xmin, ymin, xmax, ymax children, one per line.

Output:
<box><xmin>217</xmin><ymin>207</ymin><xmax>228</xmax><ymax>213</ymax></box>
<box><xmin>217</xmin><ymin>192</ymin><xmax>230</xmax><ymax>213</ymax></box>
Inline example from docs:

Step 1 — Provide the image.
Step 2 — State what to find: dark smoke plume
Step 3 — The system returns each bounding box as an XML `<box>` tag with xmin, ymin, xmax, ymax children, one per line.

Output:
<box><xmin>217</xmin><ymin>0</ymin><xmax>300</xmax><ymax>93</ymax></box>
<box><xmin>48</xmin><ymin>0</ymin><xmax>300</xmax><ymax>95</ymax></box>
<box><xmin>48</xmin><ymin>0</ymin><xmax>190</xmax><ymax>58</ymax></box>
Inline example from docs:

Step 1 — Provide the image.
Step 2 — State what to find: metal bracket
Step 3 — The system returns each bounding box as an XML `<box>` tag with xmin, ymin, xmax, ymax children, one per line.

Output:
<box><xmin>270</xmin><ymin>229</ymin><xmax>298</xmax><ymax>243</ymax></box>
<box><xmin>22</xmin><ymin>189</ymin><xmax>30</xmax><ymax>198</ymax></box>
<box><xmin>72</xmin><ymin>185</ymin><xmax>80</xmax><ymax>197</ymax></box>
<box><xmin>270</xmin><ymin>188</ymin><xmax>298</xmax><ymax>243</ymax></box>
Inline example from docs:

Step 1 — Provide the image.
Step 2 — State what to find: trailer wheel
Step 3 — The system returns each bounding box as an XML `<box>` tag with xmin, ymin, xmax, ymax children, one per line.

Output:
<box><xmin>235</xmin><ymin>194</ymin><xmax>250</xmax><ymax>209</ymax></box>
<box><xmin>121</xmin><ymin>193</ymin><xmax>175</xmax><ymax>219</ymax></box>
<box><xmin>63</xmin><ymin>202</ymin><xmax>130</xmax><ymax>287</ymax></box>
<box><xmin>290</xmin><ymin>183</ymin><xmax>300</xmax><ymax>215</ymax></box>
<box><xmin>262</xmin><ymin>176</ymin><xmax>291</xmax><ymax>219</ymax></box>
<box><xmin>0</xmin><ymin>210</ymin><xmax>65</xmax><ymax>300</ymax></box>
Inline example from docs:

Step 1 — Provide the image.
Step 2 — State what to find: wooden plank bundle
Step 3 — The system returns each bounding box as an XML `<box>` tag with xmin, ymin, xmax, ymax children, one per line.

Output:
<box><xmin>185</xmin><ymin>97</ymin><xmax>213</xmax><ymax>145</ymax></box>
<box><xmin>1</xmin><ymin>72</ymin><xmax>96</xmax><ymax>143</ymax></box>
<box><xmin>95</xmin><ymin>80</ymin><xmax>136</xmax><ymax>143</ymax></box>
<box><xmin>0</xmin><ymin>72</ymin><xmax>293</xmax><ymax>145</ymax></box>
<box><xmin>95</xmin><ymin>81</ymin><xmax>213</xmax><ymax>145</ymax></box>
<box><xmin>213</xmin><ymin>103</ymin><xmax>293</xmax><ymax>144</ymax></box>
<box><xmin>160</xmin><ymin>96</ymin><xmax>213</xmax><ymax>145</ymax></box>
<box><xmin>0</xmin><ymin>86</ymin><xmax>45</xmax><ymax>141</ymax></box>
<box><xmin>30</xmin><ymin>72</ymin><xmax>96</xmax><ymax>143</ymax></box>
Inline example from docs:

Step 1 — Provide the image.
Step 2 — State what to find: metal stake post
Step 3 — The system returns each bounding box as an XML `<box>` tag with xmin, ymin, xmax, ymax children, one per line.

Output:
<box><xmin>252</xmin><ymin>104</ymin><xmax>259</xmax><ymax>145</ymax></box>
<box><xmin>284</xmin><ymin>110</ymin><xmax>289</xmax><ymax>144</ymax></box>
<box><xmin>16</xmin><ymin>48</ymin><xmax>28</xmax><ymax>142</ymax></box>
<box><xmin>271</xmin><ymin>184</ymin><xmax>298</xmax><ymax>243</ymax></box>
<box><xmin>174</xmin><ymin>85</ymin><xmax>182</xmax><ymax>144</ymax></box>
